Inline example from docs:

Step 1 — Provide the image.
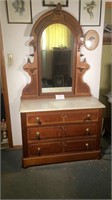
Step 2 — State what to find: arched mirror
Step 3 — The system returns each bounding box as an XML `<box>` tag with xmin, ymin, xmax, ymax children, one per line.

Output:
<box><xmin>41</xmin><ymin>23</ymin><xmax>74</xmax><ymax>93</ymax></box>
<box><xmin>21</xmin><ymin>4</ymin><xmax>90</xmax><ymax>99</ymax></box>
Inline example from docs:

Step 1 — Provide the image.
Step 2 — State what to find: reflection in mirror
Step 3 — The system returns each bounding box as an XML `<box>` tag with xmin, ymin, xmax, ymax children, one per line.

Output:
<box><xmin>40</xmin><ymin>23</ymin><xmax>74</xmax><ymax>93</ymax></box>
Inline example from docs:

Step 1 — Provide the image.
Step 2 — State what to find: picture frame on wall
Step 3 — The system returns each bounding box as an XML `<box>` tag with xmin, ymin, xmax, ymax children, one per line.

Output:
<box><xmin>79</xmin><ymin>0</ymin><xmax>102</xmax><ymax>26</ymax></box>
<box><xmin>103</xmin><ymin>2</ymin><xmax>112</xmax><ymax>45</ymax></box>
<box><xmin>6</xmin><ymin>0</ymin><xmax>32</xmax><ymax>24</ymax></box>
<box><xmin>42</xmin><ymin>0</ymin><xmax>68</xmax><ymax>7</ymax></box>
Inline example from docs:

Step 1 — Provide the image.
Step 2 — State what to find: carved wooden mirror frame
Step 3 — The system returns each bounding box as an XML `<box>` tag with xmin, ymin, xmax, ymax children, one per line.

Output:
<box><xmin>21</xmin><ymin>4</ymin><xmax>91</xmax><ymax>99</ymax></box>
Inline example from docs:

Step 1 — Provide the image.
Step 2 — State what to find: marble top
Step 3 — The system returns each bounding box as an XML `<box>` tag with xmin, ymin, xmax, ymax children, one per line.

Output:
<box><xmin>20</xmin><ymin>96</ymin><xmax>105</xmax><ymax>113</ymax></box>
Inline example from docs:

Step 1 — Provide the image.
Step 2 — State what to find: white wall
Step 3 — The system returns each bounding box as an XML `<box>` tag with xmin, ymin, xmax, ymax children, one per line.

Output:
<box><xmin>0</xmin><ymin>0</ymin><xmax>110</xmax><ymax>146</ymax></box>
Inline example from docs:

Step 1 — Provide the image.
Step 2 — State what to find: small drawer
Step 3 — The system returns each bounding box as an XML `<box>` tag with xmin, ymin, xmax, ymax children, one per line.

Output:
<box><xmin>64</xmin><ymin>138</ymin><xmax>97</xmax><ymax>152</ymax></box>
<box><xmin>26</xmin><ymin>109</ymin><xmax>99</xmax><ymax>126</ymax></box>
<box><xmin>64</xmin><ymin>109</ymin><xmax>99</xmax><ymax>122</ymax></box>
<box><xmin>27</xmin><ymin>126</ymin><xmax>62</xmax><ymax>141</ymax></box>
<box><xmin>28</xmin><ymin>141</ymin><xmax>62</xmax><ymax>156</ymax></box>
<box><xmin>26</xmin><ymin>112</ymin><xmax>62</xmax><ymax>126</ymax></box>
<box><xmin>64</xmin><ymin>123</ymin><xmax>97</xmax><ymax>137</ymax></box>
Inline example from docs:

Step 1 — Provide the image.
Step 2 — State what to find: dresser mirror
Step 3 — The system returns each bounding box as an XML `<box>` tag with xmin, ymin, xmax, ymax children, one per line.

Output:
<box><xmin>41</xmin><ymin>23</ymin><xmax>74</xmax><ymax>93</ymax></box>
<box><xmin>21</xmin><ymin>3</ymin><xmax>91</xmax><ymax>99</ymax></box>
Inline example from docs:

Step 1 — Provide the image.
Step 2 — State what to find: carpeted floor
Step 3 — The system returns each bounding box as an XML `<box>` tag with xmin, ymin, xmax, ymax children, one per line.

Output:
<box><xmin>1</xmin><ymin>134</ymin><xmax>111</xmax><ymax>199</ymax></box>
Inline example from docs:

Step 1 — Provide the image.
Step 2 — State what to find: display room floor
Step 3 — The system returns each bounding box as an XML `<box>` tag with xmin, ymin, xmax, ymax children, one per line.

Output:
<box><xmin>1</xmin><ymin>133</ymin><xmax>111</xmax><ymax>199</ymax></box>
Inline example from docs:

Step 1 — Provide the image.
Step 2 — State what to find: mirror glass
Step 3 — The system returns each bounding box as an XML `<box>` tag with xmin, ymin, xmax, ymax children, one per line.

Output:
<box><xmin>40</xmin><ymin>23</ymin><xmax>74</xmax><ymax>93</ymax></box>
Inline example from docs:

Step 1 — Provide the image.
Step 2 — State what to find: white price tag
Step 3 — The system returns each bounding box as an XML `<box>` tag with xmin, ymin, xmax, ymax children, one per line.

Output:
<box><xmin>55</xmin><ymin>95</ymin><xmax>65</xmax><ymax>100</ymax></box>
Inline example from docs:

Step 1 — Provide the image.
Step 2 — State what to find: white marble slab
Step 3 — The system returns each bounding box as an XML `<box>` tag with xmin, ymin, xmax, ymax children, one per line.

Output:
<box><xmin>20</xmin><ymin>96</ymin><xmax>105</xmax><ymax>113</ymax></box>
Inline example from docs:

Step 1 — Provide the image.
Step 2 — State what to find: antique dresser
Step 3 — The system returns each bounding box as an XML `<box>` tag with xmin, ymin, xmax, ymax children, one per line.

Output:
<box><xmin>20</xmin><ymin>4</ymin><xmax>105</xmax><ymax>167</ymax></box>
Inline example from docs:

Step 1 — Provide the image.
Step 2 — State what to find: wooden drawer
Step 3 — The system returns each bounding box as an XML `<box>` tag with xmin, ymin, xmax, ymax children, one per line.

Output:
<box><xmin>64</xmin><ymin>138</ymin><xmax>97</xmax><ymax>152</ymax></box>
<box><xmin>26</xmin><ymin>109</ymin><xmax>99</xmax><ymax>126</ymax></box>
<box><xmin>27</xmin><ymin>123</ymin><xmax>97</xmax><ymax>141</ymax></box>
<box><xmin>28</xmin><ymin>141</ymin><xmax>62</xmax><ymax>156</ymax></box>
<box><xmin>28</xmin><ymin>137</ymin><xmax>97</xmax><ymax>157</ymax></box>
<box><xmin>27</xmin><ymin>126</ymin><xmax>62</xmax><ymax>141</ymax></box>
<box><xmin>64</xmin><ymin>123</ymin><xmax>97</xmax><ymax>137</ymax></box>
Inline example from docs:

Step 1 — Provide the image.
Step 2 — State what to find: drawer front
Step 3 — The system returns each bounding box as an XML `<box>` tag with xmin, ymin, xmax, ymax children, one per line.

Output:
<box><xmin>27</xmin><ymin>123</ymin><xmax>97</xmax><ymax>141</ymax></box>
<box><xmin>28</xmin><ymin>142</ymin><xmax>62</xmax><ymax>156</ymax></box>
<box><xmin>28</xmin><ymin>138</ymin><xmax>97</xmax><ymax>156</ymax></box>
<box><xmin>64</xmin><ymin>138</ymin><xmax>96</xmax><ymax>152</ymax></box>
<box><xmin>64</xmin><ymin>123</ymin><xmax>97</xmax><ymax>137</ymax></box>
<box><xmin>26</xmin><ymin>109</ymin><xmax>99</xmax><ymax>126</ymax></box>
<box><xmin>27</xmin><ymin>126</ymin><xmax>62</xmax><ymax>141</ymax></box>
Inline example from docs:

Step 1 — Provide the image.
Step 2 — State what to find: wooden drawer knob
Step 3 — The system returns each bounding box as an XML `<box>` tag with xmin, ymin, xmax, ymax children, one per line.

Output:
<box><xmin>85</xmin><ymin>114</ymin><xmax>91</xmax><ymax>121</ymax></box>
<box><xmin>37</xmin><ymin>147</ymin><xmax>41</xmax><ymax>156</ymax></box>
<box><xmin>36</xmin><ymin>132</ymin><xmax>40</xmax><ymax>140</ymax></box>
<box><xmin>86</xmin><ymin>128</ymin><xmax>90</xmax><ymax>135</ymax></box>
<box><xmin>36</xmin><ymin>117</ymin><xmax>41</xmax><ymax>125</ymax></box>
<box><xmin>85</xmin><ymin>143</ymin><xmax>89</xmax><ymax>150</ymax></box>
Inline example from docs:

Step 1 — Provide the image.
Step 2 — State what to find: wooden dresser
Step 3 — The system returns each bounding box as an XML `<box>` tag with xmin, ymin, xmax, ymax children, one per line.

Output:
<box><xmin>20</xmin><ymin>5</ymin><xmax>105</xmax><ymax>168</ymax></box>
<box><xmin>20</xmin><ymin>97</ymin><xmax>105</xmax><ymax>167</ymax></box>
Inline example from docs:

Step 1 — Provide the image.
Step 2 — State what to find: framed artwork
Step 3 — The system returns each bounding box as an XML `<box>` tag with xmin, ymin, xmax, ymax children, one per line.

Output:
<box><xmin>6</xmin><ymin>0</ymin><xmax>32</xmax><ymax>24</ymax></box>
<box><xmin>79</xmin><ymin>0</ymin><xmax>102</xmax><ymax>26</ymax></box>
<box><xmin>84</xmin><ymin>30</ymin><xmax>99</xmax><ymax>50</ymax></box>
<box><xmin>54</xmin><ymin>75</ymin><xmax>64</xmax><ymax>87</ymax></box>
<box><xmin>42</xmin><ymin>0</ymin><xmax>68</xmax><ymax>7</ymax></box>
<box><xmin>103</xmin><ymin>2</ymin><xmax>112</xmax><ymax>45</ymax></box>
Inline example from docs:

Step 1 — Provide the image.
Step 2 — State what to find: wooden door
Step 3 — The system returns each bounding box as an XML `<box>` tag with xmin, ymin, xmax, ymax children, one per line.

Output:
<box><xmin>0</xmin><ymin>23</ymin><xmax>13</xmax><ymax>148</ymax></box>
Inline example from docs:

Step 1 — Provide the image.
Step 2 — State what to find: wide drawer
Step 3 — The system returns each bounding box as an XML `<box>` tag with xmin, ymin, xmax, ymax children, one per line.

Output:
<box><xmin>27</xmin><ymin>123</ymin><xmax>97</xmax><ymax>141</ymax></box>
<box><xmin>28</xmin><ymin>138</ymin><xmax>97</xmax><ymax>157</ymax></box>
<box><xmin>26</xmin><ymin>109</ymin><xmax>99</xmax><ymax>126</ymax></box>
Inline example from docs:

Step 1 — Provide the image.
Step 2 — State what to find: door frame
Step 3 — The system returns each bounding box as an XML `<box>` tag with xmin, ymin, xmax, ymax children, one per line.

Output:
<box><xmin>0</xmin><ymin>23</ymin><xmax>13</xmax><ymax>148</ymax></box>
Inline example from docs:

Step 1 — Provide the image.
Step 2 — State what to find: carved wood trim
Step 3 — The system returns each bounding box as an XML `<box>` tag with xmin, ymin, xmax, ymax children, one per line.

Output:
<box><xmin>21</xmin><ymin>4</ymin><xmax>90</xmax><ymax>99</ymax></box>
<box><xmin>75</xmin><ymin>52</ymin><xmax>91</xmax><ymax>96</ymax></box>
